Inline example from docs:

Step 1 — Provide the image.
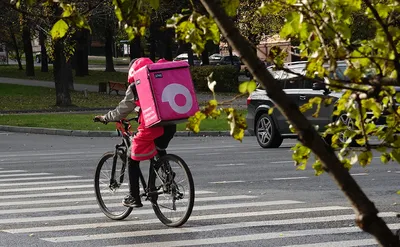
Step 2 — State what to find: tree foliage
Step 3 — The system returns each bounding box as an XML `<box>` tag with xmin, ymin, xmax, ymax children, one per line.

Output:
<box><xmin>6</xmin><ymin>0</ymin><xmax>400</xmax><ymax>245</ymax></box>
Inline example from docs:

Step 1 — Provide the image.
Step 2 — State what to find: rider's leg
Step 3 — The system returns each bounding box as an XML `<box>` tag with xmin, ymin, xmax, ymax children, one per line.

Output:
<box><xmin>122</xmin><ymin>158</ymin><xmax>143</xmax><ymax>208</ymax></box>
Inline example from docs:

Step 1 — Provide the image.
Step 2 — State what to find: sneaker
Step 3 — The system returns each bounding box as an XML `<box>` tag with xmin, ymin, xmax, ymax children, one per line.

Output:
<box><xmin>122</xmin><ymin>195</ymin><xmax>143</xmax><ymax>208</ymax></box>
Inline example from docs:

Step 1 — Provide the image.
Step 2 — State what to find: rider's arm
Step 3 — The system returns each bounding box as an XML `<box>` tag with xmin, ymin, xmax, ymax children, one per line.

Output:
<box><xmin>103</xmin><ymin>84</ymin><xmax>137</xmax><ymax>122</ymax></box>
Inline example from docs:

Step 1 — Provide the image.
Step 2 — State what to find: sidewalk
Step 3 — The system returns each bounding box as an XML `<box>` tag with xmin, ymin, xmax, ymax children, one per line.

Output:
<box><xmin>0</xmin><ymin>77</ymin><xmax>250</xmax><ymax>137</ymax></box>
<box><xmin>0</xmin><ymin>77</ymin><xmax>100</xmax><ymax>92</ymax></box>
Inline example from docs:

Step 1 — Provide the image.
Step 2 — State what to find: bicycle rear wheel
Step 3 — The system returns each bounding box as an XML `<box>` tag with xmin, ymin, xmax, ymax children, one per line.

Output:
<box><xmin>94</xmin><ymin>151</ymin><xmax>133</xmax><ymax>220</ymax></box>
<box><xmin>149</xmin><ymin>154</ymin><xmax>195</xmax><ymax>227</ymax></box>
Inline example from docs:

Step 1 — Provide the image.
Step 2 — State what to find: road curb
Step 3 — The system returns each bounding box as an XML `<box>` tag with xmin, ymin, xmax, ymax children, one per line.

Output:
<box><xmin>0</xmin><ymin>125</ymin><xmax>251</xmax><ymax>137</ymax></box>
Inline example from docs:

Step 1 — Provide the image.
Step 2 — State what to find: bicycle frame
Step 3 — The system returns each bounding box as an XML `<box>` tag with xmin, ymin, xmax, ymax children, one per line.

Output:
<box><xmin>110</xmin><ymin>120</ymin><xmax>161</xmax><ymax>202</ymax></box>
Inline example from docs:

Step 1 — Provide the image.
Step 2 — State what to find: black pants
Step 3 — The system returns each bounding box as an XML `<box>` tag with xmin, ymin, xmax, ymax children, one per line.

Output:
<box><xmin>128</xmin><ymin>125</ymin><xmax>177</xmax><ymax>198</ymax></box>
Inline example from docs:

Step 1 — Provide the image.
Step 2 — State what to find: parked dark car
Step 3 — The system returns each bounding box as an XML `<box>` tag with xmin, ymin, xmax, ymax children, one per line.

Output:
<box><xmin>246</xmin><ymin>61</ymin><xmax>399</xmax><ymax>148</ymax></box>
<box><xmin>246</xmin><ymin>61</ymin><xmax>348</xmax><ymax>148</ymax></box>
<box><xmin>209</xmin><ymin>54</ymin><xmax>241</xmax><ymax>71</ymax></box>
<box><xmin>174</xmin><ymin>53</ymin><xmax>201</xmax><ymax>66</ymax></box>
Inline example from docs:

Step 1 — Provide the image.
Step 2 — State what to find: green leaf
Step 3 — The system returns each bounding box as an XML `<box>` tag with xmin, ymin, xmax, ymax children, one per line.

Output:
<box><xmin>358</xmin><ymin>151</ymin><xmax>372</xmax><ymax>167</ymax></box>
<box><xmin>147</xmin><ymin>0</ymin><xmax>159</xmax><ymax>10</ymax></box>
<box><xmin>50</xmin><ymin>19</ymin><xmax>69</xmax><ymax>40</ymax></box>
<box><xmin>225</xmin><ymin>108</ymin><xmax>247</xmax><ymax>142</ymax></box>
<box><xmin>258</xmin><ymin>1</ymin><xmax>283</xmax><ymax>15</ymax></box>
<box><xmin>312</xmin><ymin>159</ymin><xmax>324</xmax><ymax>176</ymax></box>
<box><xmin>268</xmin><ymin>107</ymin><xmax>274</xmax><ymax>115</ymax></box>
<box><xmin>207</xmin><ymin>73</ymin><xmax>216</xmax><ymax>94</ymax></box>
<box><xmin>397</xmin><ymin>190</ymin><xmax>400</xmax><ymax>195</ymax></box>
<box><xmin>222</xmin><ymin>0</ymin><xmax>239</xmax><ymax>16</ymax></box>
<box><xmin>381</xmin><ymin>153</ymin><xmax>390</xmax><ymax>164</ymax></box>
<box><xmin>390</xmin><ymin>149</ymin><xmax>400</xmax><ymax>163</ymax></box>
<box><xmin>239</xmin><ymin>81</ymin><xmax>257</xmax><ymax>94</ymax></box>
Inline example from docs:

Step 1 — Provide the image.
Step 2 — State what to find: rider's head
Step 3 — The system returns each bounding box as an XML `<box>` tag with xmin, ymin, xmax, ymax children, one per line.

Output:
<box><xmin>128</xmin><ymin>57</ymin><xmax>154</xmax><ymax>84</ymax></box>
<box><xmin>128</xmin><ymin>58</ymin><xmax>154</xmax><ymax>101</ymax></box>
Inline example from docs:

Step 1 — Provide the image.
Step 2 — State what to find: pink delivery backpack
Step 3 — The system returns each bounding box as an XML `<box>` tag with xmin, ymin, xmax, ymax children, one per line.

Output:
<box><xmin>133</xmin><ymin>60</ymin><xmax>199</xmax><ymax>127</ymax></box>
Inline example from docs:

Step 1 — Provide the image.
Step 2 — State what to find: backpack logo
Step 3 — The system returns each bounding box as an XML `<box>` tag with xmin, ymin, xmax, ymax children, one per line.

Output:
<box><xmin>161</xmin><ymin>83</ymin><xmax>193</xmax><ymax>114</ymax></box>
<box><xmin>155</xmin><ymin>73</ymin><xmax>163</xmax><ymax>78</ymax></box>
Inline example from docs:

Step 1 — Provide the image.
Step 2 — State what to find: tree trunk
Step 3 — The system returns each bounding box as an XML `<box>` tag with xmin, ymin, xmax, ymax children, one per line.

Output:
<box><xmin>149</xmin><ymin>27</ymin><xmax>156</xmax><ymax>62</ymax></box>
<box><xmin>66</xmin><ymin>59</ymin><xmax>74</xmax><ymax>91</ymax></box>
<box><xmin>201</xmin><ymin>47</ymin><xmax>209</xmax><ymax>65</ymax></box>
<box><xmin>163</xmin><ymin>29</ymin><xmax>173</xmax><ymax>61</ymax></box>
<box><xmin>53</xmin><ymin>39</ymin><xmax>72</xmax><ymax>106</ymax></box>
<box><xmin>9</xmin><ymin>25</ymin><xmax>23</xmax><ymax>70</ymax></box>
<box><xmin>228</xmin><ymin>45</ymin><xmax>234</xmax><ymax>65</ymax></box>
<box><xmin>129</xmin><ymin>36</ymin><xmax>141</xmax><ymax>61</ymax></box>
<box><xmin>75</xmin><ymin>29</ymin><xmax>89</xmax><ymax>77</ymax></box>
<box><xmin>187</xmin><ymin>44</ymin><xmax>194</xmax><ymax>66</ymax></box>
<box><xmin>105</xmin><ymin>22</ymin><xmax>115</xmax><ymax>72</ymax></box>
<box><xmin>39</xmin><ymin>29</ymin><xmax>48</xmax><ymax>73</ymax></box>
<box><xmin>200</xmin><ymin>0</ymin><xmax>400</xmax><ymax>246</ymax></box>
<box><xmin>22</xmin><ymin>18</ymin><xmax>34</xmax><ymax>77</ymax></box>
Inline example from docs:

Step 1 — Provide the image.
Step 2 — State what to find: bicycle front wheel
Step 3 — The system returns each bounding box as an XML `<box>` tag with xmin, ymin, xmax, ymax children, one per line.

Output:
<box><xmin>94</xmin><ymin>151</ymin><xmax>133</xmax><ymax>220</ymax></box>
<box><xmin>149</xmin><ymin>154</ymin><xmax>195</xmax><ymax>227</ymax></box>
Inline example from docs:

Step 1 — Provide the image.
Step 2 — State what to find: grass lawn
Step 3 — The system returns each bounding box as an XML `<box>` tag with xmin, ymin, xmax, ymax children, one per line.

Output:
<box><xmin>0</xmin><ymin>82</ymin><xmax>246</xmax><ymax>131</ymax></box>
<box><xmin>0</xmin><ymin>83</ymin><xmax>124</xmax><ymax>111</ymax></box>
<box><xmin>0</xmin><ymin>112</ymin><xmax>236</xmax><ymax>131</ymax></box>
<box><xmin>0</xmin><ymin>65</ymin><xmax>127</xmax><ymax>86</ymax></box>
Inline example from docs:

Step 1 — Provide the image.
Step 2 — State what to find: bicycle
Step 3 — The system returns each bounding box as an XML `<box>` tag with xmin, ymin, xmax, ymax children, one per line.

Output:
<box><xmin>93</xmin><ymin>117</ymin><xmax>195</xmax><ymax>227</ymax></box>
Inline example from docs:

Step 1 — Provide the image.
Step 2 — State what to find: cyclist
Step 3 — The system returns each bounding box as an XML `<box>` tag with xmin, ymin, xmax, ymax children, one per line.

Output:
<box><xmin>94</xmin><ymin>58</ymin><xmax>176</xmax><ymax>208</ymax></box>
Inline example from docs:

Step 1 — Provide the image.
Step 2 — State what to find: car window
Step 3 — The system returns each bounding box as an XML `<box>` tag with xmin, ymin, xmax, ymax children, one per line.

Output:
<box><xmin>283</xmin><ymin>79</ymin><xmax>302</xmax><ymax>89</ymax></box>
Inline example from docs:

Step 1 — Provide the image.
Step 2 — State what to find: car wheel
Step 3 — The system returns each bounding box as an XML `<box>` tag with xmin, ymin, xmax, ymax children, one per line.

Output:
<box><xmin>255</xmin><ymin>113</ymin><xmax>283</xmax><ymax>148</ymax></box>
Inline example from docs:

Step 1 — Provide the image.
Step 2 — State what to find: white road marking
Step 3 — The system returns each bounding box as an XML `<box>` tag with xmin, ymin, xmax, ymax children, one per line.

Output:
<box><xmin>270</xmin><ymin>161</ymin><xmax>294</xmax><ymax>164</ymax></box>
<box><xmin>395</xmin><ymin>171</ymin><xmax>400</xmax><ymax>174</ymax></box>
<box><xmin>215</xmin><ymin>163</ymin><xmax>246</xmax><ymax>167</ymax></box>
<box><xmin>108</xmin><ymin>223</ymin><xmax>400</xmax><ymax>247</ymax></box>
<box><xmin>272</xmin><ymin>177</ymin><xmax>309</xmax><ymax>180</ymax></box>
<box><xmin>209</xmin><ymin>180</ymin><xmax>246</xmax><ymax>184</ymax></box>
<box><xmin>0</xmin><ymin>184</ymin><xmax>94</xmax><ymax>193</ymax></box>
<box><xmin>0</xmin><ymin>179</ymin><xmax>92</xmax><ymax>187</ymax></box>
<box><xmin>0</xmin><ymin>195</ymin><xmax>256</xmax><ymax>207</ymax></box>
<box><xmin>0</xmin><ymin>158</ymin><xmax>97</xmax><ymax>164</ymax></box>
<box><xmin>351</xmin><ymin>173</ymin><xmax>369</xmax><ymax>176</ymax></box>
<box><xmin>284</xmin><ymin>239</ymin><xmax>377</xmax><ymax>247</ymax></box>
<box><xmin>0</xmin><ymin>189</ymin><xmax>214</xmax><ymax>200</ymax></box>
<box><xmin>0</xmin><ymin>175</ymin><xmax>80</xmax><ymax>182</ymax></box>
<box><xmin>0</xmin><ymin>172</ymin><xmax>51</xmax><ymax>178</ymax></box>
<box><xmin>196</xmin><ymin>153</ymin><xmax>222</xmax><ymax>155</ymax></box>
<box><xmin>0</xmin><ymin>170</ymin><xmax>26</xmax><ymax>173</ymax></box>
<box><xmin>42</xmin><ymin>212</ymin><xmax>397</xmax><ymax>242</ymax></box>
<box><xmin>0</xmin><ymin>200</ymin><xmax>302</xmax><ymax>216</ymax></box>
<box><xmin>5</xmin><ymin>206</ymin><xmax>351</xmax><ymax>233</ymax></box>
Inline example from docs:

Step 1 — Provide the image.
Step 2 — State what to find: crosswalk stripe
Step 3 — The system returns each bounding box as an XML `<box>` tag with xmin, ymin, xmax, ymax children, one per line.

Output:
<box><xmin>0</xmin><ymin>179</ymin><xmax>93</xmax><ymax>187</ymax></box>
<box><xmin>0</xmin><ymin>189</ymin><xmax>214</xmax><ymax>200</ymax></box>
<box><xmin>0</xmin><ymin>200</ymin><xmax>302</xmax><ymax>215</ymax></box>
<box><xmin>0</xmin><ymin>195</ymin><xmax>256</xmax><ymax>207</ymax></box>
<box><xmin>0</xmin><ymin>184</ymin><xmax>94</xmax><ymax>193</ymax></box>
<box><xmin>283</xmin><ymin>239</ymin><xmax>376</xmax><ymax>247</ymax></box>
<box><xmin>108</xmin><ymin>223</ymin><xmax>400</xmax><ymax>247</ymax></box>
<box><xmin>0</xmin><ymin>173</ymin><xmax>51</xmax><ymax>178</ymax></box>
<box><xmin>0</xmin><ymin>170</ymin><xmax>26</xmax><ymax>174</ymax></box>
<box><xmin>0</xmin><ymin>175</ymin><xmax>81</xmax><ymax>182</ymax></box>
<box><xmin>4</xmin><ymin>206</ymin><xmax>350</xmax><ymax>232</ymax></box>
<box><xmin>42</xmin><ymin>212</ymin><xmax>397</xmax><ymax>242</ymax></box>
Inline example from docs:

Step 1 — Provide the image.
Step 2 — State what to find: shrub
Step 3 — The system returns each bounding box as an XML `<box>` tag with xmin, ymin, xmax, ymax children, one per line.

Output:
<box><xmin>190</xmin><ymin>65</ymin><xmax>239</xmax><ymax>93</ymax></box>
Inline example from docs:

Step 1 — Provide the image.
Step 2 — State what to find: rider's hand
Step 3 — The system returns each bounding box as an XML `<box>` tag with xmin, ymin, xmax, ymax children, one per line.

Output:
<box><xmin>94</xmin><ymin>115</ymin><xmax>107</xmax><ymax>124</ymax></box>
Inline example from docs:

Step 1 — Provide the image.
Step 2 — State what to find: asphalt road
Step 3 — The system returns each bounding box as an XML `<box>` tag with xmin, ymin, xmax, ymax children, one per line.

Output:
<box><xmin>0</xmin><ymin>132</ymin><xmax>399</xmax><ymax>247</ymax></box>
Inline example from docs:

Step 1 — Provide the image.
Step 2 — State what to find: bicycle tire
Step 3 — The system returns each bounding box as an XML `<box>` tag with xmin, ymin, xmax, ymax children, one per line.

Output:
<box><xmin>94</xmin><ymin>151</ymin><xmax>133</xmax><ymax>220</ymax></box>
<box><xmin>149</xmin><ymin>154</ymin><xmax>195</xmax><ymax>227</ymax></box>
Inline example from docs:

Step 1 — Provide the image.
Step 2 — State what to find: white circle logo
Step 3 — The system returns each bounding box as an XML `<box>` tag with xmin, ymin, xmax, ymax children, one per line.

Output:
<box><xmin>161</xmin><ymin>83</ymin><xmax>193</xmax><ymax>114</ymax></box>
